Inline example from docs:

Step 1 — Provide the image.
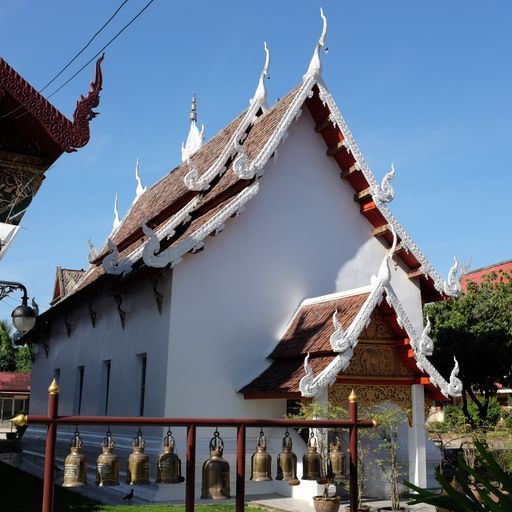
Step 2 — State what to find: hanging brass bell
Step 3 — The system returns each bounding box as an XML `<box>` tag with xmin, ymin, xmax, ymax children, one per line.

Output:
<box><xmin>201</xmin><ymin>429</ymin><xmax>231</xmax><ymax>499</ymax></box>
<box><xmin>250</xmin><ymin>429</ymin><xmax>272</xmax><ymax>481</ymax></box>
<box><xmin>126</xmin><ymin>430</ymin><xmax>150</xmax><ymax>485</ymax></box>
<box><xmin>276</xmin><ymin>430</ymin><xmax>299</xmax><ymax>485</ymax></box>
<box><xmin>157</xmin><ymin>429</ymin><xmax>184</xmax><ymax>483</ymax></box>
<box><xmin>302</xmin><ymin>432</ymin><xmax>322</xmax><ymax>480</ymax></box>
<box><xmin>328</xmin><ymin>434</ymin><xmax>345</xmax><ymax>481</ymax></box>
<box><xmin>96</xmin><ymin>431</ymin><xmax>119</xmax><ymax>486</ymax></box>
<box><xmin>62</xmin><ymin>431</ymin><xmax>87</xmax><ymax>487</ymax></box>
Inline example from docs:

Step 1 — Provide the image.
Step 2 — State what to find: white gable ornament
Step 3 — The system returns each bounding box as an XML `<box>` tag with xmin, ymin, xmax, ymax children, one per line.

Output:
<box><xmin>112</xmin><ymin>193</ymin><xmax>121</xmax><ymax>233</ymax></box>
<box><xmin>134</xmin><ymin>158</ymin><xmax>146</xmax><ymax>200</ymax></box>
<box><xmin>304</xmin><ymin>7</ymin><xmax>328</xmax><ymax>81</ymax></box>
<box><xmin>102</xmin><ymin>238</ymin><xmax>132</xmax><ymax>276</ymax></box>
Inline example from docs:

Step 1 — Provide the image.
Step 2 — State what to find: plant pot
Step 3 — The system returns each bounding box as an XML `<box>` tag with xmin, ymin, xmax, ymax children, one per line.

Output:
<box><xmin>313</xmin><ymin>495</ymin><xmax>341</xmax><ymax>512</ymax></box>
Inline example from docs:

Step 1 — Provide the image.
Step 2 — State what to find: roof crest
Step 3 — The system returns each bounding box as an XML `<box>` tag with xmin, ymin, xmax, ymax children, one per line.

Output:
<box><xmin>233</xmin><ymin>76</ymin><xmax>316</xmax><ymax>179</ymax></box>
<box><xmin>184</xmin><ymin>44</ymin><xmax>273</xmax><ymax>191</ymax></box>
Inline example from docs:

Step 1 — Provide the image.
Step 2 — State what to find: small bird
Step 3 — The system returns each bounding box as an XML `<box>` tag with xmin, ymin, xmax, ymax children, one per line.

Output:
<box><xmin>122</xmin><ymin>488</ymin><xmax>134</xmax><ymax>501</ymax></box>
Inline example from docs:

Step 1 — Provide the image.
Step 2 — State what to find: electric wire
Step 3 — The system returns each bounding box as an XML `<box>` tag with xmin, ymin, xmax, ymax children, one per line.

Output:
<box><xmin>44</xmin><ymin>0</ymin><xmax>156</xmax><ymax>102</ymax></box>
<box><xmin>2</xmin><ymin>0</ymin><xmax>157</xmax><ymax>120</ymax></box>
<box><xmin>39</xmin><ymin>0</ymin><xmax>129</xmax><ymax>93</ymax></box>
<box><xmin>1</xmin><ymin>1</ymin><xmax>129</xmax><ymax>120</ymax></box>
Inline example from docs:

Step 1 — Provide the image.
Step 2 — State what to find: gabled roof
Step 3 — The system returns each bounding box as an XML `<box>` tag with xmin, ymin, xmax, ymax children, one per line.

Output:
<box><xmin>51</xmin><ymin>267</ymin><xmax>85</xmax><ymax>305</ymax></box>
<box><xmin>23</xmin><ymin>17</ymin><xmax>459</xmax><ymax>341</ymax></box>
<box><xmin>241</xmin><ymin>240</ymin><xmax>463</xmax><ymax>400</ymax></box>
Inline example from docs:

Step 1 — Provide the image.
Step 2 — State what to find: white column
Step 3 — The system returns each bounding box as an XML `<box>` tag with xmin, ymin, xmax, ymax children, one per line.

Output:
<box><xmin>408</xmin><ymin>384</ymin><xmax>426</xmax><ymax>487</ymax></box>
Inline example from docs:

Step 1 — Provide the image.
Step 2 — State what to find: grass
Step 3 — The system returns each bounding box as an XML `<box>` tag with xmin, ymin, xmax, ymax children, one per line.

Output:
<box><xmin>0</xmin><ymin>461</ymin><xmax>264</xmax><ymax>512</ymax></box>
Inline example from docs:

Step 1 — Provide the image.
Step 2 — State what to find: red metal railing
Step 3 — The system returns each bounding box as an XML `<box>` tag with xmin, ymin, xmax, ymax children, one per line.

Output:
<box><xmin>28</xmin><ymin>382</ymin><xmax>375</xmax><ymax>512</ymax></box>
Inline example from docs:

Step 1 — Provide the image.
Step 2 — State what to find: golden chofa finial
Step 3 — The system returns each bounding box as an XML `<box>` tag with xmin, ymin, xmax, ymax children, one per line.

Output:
<box><xmin>189</xmin><ymin>93</ymin><xmax>197</xmax><ymax>122</ymax></box>
<box><xmin>48</xmin><ymin>378</ymin><xmax>60</xmax><ymax>395</ymax></box>
<box><xmin>348</xmin><ymin>389</ymin><xmax>357</xmax><ymax>403</ymax></box>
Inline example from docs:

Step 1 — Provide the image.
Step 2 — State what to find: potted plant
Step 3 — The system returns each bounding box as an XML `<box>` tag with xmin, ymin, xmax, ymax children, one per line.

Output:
<box><xmin>373</xmin><ymin>408</ymin><xmax>409</xmax><ymax>512</ymax></box>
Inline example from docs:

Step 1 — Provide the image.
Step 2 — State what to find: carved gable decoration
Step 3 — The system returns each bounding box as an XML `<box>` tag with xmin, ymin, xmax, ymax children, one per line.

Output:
<box><xmin>359</xmin><ymin>309</ymin><xmax>396</xmax><ymax>340</ymax></box>
<box><xmin>343</xmin><ymin>341</ymin><xmax>415</xmax><ymax>378</ymax></box>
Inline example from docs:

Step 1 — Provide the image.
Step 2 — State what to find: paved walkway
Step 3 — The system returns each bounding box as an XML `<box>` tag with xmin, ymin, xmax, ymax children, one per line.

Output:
<box><xmin>249</xmin><ymin>494</ymin><xmax>435</xmax><ymax>512</ymax></box>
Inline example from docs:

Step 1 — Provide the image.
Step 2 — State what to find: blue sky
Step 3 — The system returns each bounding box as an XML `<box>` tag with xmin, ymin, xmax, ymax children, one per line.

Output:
<box><xmin>1</xmin><ymin>0</ymin><xmax>511</xmax><ymax>317</ymax></box>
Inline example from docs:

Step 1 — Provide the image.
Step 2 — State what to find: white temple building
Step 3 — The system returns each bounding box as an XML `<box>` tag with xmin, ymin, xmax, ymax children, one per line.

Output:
<box><xmin>23</xmin><ymin>10</ymin><xmax>462</xmax><ymax>504</ymax></box>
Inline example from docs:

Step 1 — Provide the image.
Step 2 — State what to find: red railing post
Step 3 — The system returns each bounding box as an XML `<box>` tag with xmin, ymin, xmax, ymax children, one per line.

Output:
<box><xmin>236</xmin><ymin>424</ymin><xmax>246</xmax><ymax>512</ymax></box>
<box><xmin>42</xmin><ymin>379</ymin><xmax>59</xmax><ymax>512</ymax></box>
<box><xmin>348</xmin><ymin>390</ymin><xmax>358</xmax><ymax>512</ymax></box>
<box><xmin>186</xmin><ymin>424</ymin><xmax>196</xmax><ymax>512</ymax></box>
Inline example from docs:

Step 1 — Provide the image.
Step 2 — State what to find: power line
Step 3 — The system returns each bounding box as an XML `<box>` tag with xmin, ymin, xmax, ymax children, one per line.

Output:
<box><xmin>39</xmin><ymin>0</ymin><xmax>129</xmax><ymax>93</ymax></box>
<box><xmin>1</xmin><ymin>1</ymin><xmax>129</xmax><ymax>120</ymax></box>
<box><xmin>45</xmin><ymin>0</ymin><xmax>157</xmax><ymax>101</ymax></box>
<box><xmin>3</xmin><ymin>0</ymin><xmax>157</xmax><ymax>121</ymax></box>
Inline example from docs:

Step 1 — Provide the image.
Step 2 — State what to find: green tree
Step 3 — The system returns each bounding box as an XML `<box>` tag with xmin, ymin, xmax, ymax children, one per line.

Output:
<box><xmin>0</xmin><ymin>319</ymin><xmax>15</xmax><ymax>371</ymax></box>
<box><xmin>425</xmin><ymin>270</ymin><xmax>512</xmax><ymax>427</ymax></box>
<box><xmin>0</xmin><ymin>319</ymin><xmax>31</xmax><ymax>372</ymax></box>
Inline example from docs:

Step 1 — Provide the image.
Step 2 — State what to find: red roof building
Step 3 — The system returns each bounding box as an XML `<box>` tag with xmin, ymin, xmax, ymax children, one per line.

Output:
<box><xmin>0</xmin><ymin>372</ymin><xmax>30</xmax><ymax>421</ymax></box>
<box><xmin>460</xmin><ymin>259</ymin><xmax>512</xmax><ymax>292</ymax></box>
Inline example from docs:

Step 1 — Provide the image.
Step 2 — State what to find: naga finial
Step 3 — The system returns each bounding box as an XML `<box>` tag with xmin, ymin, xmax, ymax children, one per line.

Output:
<box><xmin>68</xmin><ymin>54</ymin><xmax>104</xmax><ymax>151</ymax></box>
<box><xmin>135</xmin><ymin>158</ymin><xmax>146</xmax><ymax>199</ymax></box>
<box><xmin>112</xmin><ymin>193</ymin><xmax>121</xmax><ymax>232</ymax></box>
<box><xmin>251</xmin><ymin>41</ymin><xmax>271</xmax><ymax>110</ymax></box>
<box><xmin>374</xmin><ymin>163</ymin><xmax>396</xmax><ymax>203</ymax></box>
<box><xmin>304</xmin><ymin>7</ymin><xmax>328</xmax><ymax>81</ymax></box>
<box><xmin>444</xmin><ymin>257</ymin><xmax>462</xmax><ymax>297</ymax></box>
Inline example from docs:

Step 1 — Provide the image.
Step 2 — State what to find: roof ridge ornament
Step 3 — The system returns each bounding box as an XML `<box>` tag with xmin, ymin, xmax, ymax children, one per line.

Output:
<box><xmin>87</xmin><ymin>239</ymin><xmax>98</xmax><ymax>263</ymax></box>
<box><xmin>418</xmin><ymin>317</ymin><xmax>434</xmax><ymax>357</ymax></box>
<box><xmin>372</xmin><ymin>163</ymin><xmax>396</xmax><ymax>203</ymax></box>
<box><xmin>181</xmin><ymin>93</ymin><xmax>205</xmax><ymax>162</ymax></box>
<box><xmin>443</xmin><ymin>257</ymin><xmax>462</xmax><ymax>297</ymax></box>
<box><xmin>102</xmin><ymin>238</ymin><xmax>132</xmax><ymax>276</ymax></box>
<box><xmin>372</xmin><ymin>224</ymin><xmax>397</xmax><ymax>287</ymax></box>
<box><xmin>250</xmin><ymin>41</ymin><xmax>271</xmax><ymax>110</ymax></box>
<box><xmin>135</xmin><ymin>158</ymin><xmax>146</xmax><ymax>200</ymax></box>
<box><xmin>112</xmin><ymin>193</ymin><xmax>121</xmax><ymax>232</ymax></box>
<box><xmin>448</xmin><ymin>357</ymin><xmax>463</xmax><ymax>395</ymax></box>
<box><xmin>304</xmin><ymin>7</ymin><xmax>328</xmax><ymax>81</ymax></box>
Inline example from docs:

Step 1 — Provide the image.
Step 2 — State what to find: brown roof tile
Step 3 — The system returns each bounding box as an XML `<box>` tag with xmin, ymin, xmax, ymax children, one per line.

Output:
<box><xmin>270</xmin><ymin>292</ymin><xmax>370</xmax><ymax>358</ymax></box>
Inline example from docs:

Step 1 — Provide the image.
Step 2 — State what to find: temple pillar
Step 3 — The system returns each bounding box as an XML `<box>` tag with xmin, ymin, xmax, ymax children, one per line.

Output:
<box><xmin>408</xmin><ymin>384</ymin><xmax>426</xmax><ymax>487</ymax></box>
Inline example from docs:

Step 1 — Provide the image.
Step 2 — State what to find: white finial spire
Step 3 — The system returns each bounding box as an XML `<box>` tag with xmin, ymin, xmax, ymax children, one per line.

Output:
<box><xmin>250</xmin><ymin>41</ymin><xmax>270</xmax><ymax>110</ymax></box>
<box><xmin>304</xmin><ymin>7</ymin><xmax>328</xmax><ymax>80</ymax></box>
<box><xmin>112</xmin><ymin>193</ymin><xmax>121</xmax><ymax>232</ymax></box>
<box><xmin>135</xmin><ymin>158</ymin><xmax>146</xmax><ymax>199</ymax></box>
<box><xmin>181</xmin><ymin>93</ymin><xmax>205</xmax><ymax>162</ymax></box>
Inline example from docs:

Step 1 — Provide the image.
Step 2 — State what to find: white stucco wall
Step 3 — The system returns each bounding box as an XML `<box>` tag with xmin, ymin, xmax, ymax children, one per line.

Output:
<box><xmin>30</xmin><ymin>275</ymin><xmax>172</xmax><ymax>417</ymax></box>
<box><xmin>165</xmin><ymin>108</ymin><xmax>423</xmax><ymax>420</ymax></box>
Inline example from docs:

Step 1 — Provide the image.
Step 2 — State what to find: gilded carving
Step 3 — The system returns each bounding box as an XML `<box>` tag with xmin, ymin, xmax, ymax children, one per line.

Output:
<box><xmin>329</xmin><ymin>383</ymin><xmax>412</xmax><ymax>423</ymax></box>
<box><xmin>344</xmin><ymin>343</ymin><xmax>415</xmax><ymax>378</ymax></box>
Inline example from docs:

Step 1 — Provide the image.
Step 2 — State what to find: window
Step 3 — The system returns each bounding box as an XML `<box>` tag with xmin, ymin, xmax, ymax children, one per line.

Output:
<box><xmin>75</xmin><ymin>366</ymin><xmax>84</xmax><ymax>415</ymax></box>
<box><xmin>102</xmin><ymin>360</ymin><xmax>111</xmax><ymax>415</ymax></box>
<box><xmin>138</xmin><ymin>354</ymin><xmax>147</xmax><ymax>416</ymax></box>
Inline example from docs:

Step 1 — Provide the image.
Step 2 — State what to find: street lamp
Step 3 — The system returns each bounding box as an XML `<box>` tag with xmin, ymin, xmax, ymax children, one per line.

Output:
<box><xmin>0</xmin><ymin>280</ymin><xmax>37</xmax><ymax>333</ymax></box>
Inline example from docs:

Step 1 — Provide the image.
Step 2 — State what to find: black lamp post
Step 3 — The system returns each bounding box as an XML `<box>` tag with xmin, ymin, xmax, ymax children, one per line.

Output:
<box><xmin>0</xmin><ymin>280</ymin><xmax>37</xmax><ymax>333</ymax></box>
